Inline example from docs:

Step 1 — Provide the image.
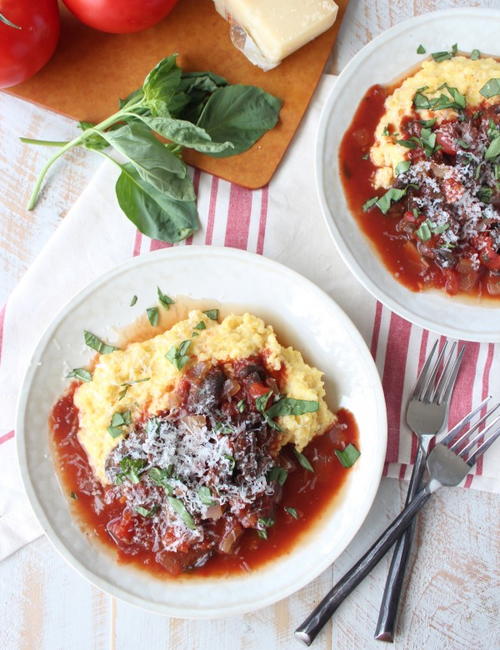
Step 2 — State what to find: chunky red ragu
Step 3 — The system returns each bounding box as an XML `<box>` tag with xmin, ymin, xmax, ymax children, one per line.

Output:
<box><xmin>51</xmin><ymin>355</ymin><xmax>358</xmax><ymax>578</ymax></box>
<box><xmin>340</xmin><ymin>84</ymin><xmax>500</xmax><ymax>298</ymax></box>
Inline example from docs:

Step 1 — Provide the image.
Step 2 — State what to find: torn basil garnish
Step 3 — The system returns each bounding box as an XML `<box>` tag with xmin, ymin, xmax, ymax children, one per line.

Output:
<box><xmin>114</xmin><ymin>456</ymin><xmax>146</xmax><ymax>484</ymax></box>
<box><xmin>165</xmin><ymin>339</ymin><xmax>192</xmax><ymax>369</ymax></box>
<box><xmin>285</xmin><ymin>506</ymin><xmax>299</xmax><ymax>519</ymax></box>
<box><xmin>203</xmin><ymin>309</ymin><xmax>219</xmax><ymax>320</ymax></box>
<box><xmin>395</xmin><ymin>160</ymin><xmax>411</xmax><ymax>176</ymax></box>
<box><xmin>107</xmin><ymin>410</ymin><xmax>132</xmax><ymax>438</ymax></box>
<box><xmin>157</xmin><ymin>287</ymin><xmax>174</xmax><ymax>308</ymax></box>
<box><xmin>256</xmin><ymin>517</ymin><xmax>275</xmax><ymax>539</ymax></box>
<box><xmin>168</xmin><ymin>497</ymin><xmax>196</xmax><ymax>529</ymax></box>
<box><xmin>431</xmin><ymin>43</ymin><xmax>458</xmax><ymax>62</ymax></box>
<box><xmin>236</xmin><ymin>399</ymin><xmax>246</xmax><ymax>413</ymax></box>
<box><xmin>146</xmin><ymin>306</ymin><xmax>159</xmax><ymax>326</ymax></box>
<box><xmin>148</xmin><ymin>467</ymin><xmax>174</xmax><ymax>493</ymax></box>
<box><xmin>485</xmin><ymin>136</ymin><xmax>500</xmax><ymax>161</ymax></box>
<box><xmin>335</xmin><ymin>443</ymin><xmax>361</xmax><ymax>468</ymax></box>
<box><xmin>194</xmin><ymin>321</ymin><xmax>206</xmax><ymax>330</ymax></box>
<box><xmin>135</xmin><ymin>504</ymin><xmax>159</xmax><ymax>517</ymax></box>
<box><xmin>471</xmin><ymin>49</ymin><xmax>481</xmax><ymax>60</ymax></box>
<box><xmin>479</xmin><ymin>78</ymin><xmax>500</xmax><ymax>99</ymax></box>
<box><xmin>84</xmin><ymin>330</ymin><xmax>118</xmax><ymax>355</ymax></box>
<box><xmin>129</xmin><ymin>295</ymin><xmax>138</xmax><ymax>306</ymax></box>
<box><xmin>66</xmin><ymin>368</ymin><xmax>92</xmax><ymax>382</ymax></box>
<box><xmin>293</xmin><ymin>448</ymin><xmax>314</xmax><ymax>473</ymax></box>
<box><xmin>416</xmin><ymin>44</ymin><xmax>426</xmax><ymax>54</ymax></box>
<box><xmin>198</xmin><ymin>486</ymin><xmax>215</xmax><ymax>506</ymax></box>
<box><xmin>362</xmin><ymin>196</ymin><xmax>379</xmax><ymax>212</ymax></box>
<box><xmin>267</xmin><ymin>466</ymin><xmax>288</xmax><ymax>486</ymax></box>
<box><xmin>118</xmin><ymin>377</ymin><xmax>150</xmax><ymax>400</ymax></box>
<box><xmin>374</xmin><ymin>187</ymin><xmax>407</xmax><ymax>215</ymax></box>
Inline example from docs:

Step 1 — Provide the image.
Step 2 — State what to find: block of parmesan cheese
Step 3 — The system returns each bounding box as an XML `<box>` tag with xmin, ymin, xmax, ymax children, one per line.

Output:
<box><xmin>213</xmin><ymin>0</ymin><xmax>338</xmax><ymax>70</ymax></box>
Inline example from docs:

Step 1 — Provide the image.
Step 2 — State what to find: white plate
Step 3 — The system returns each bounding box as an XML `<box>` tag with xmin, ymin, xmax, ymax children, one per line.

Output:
<box><xmin>317</xmin><ymin>8</ymin><xmax>500</xmax><ymax>342</ymax></box>
<box><xmin>16</xmin><ymin>246</ymin><xmax>386</xmax><ymax>618</ymax></box>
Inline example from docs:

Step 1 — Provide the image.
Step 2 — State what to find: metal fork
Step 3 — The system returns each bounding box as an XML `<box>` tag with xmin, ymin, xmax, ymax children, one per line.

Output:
<box><xmin>375</xmin><ymin>340</ymin><xmax>465</xmax><ymax>641</ymax></box>
<box><xmin>295</xmin><ymin>399</ymin><xmax>500</xmax><ymax>646</ymax></box>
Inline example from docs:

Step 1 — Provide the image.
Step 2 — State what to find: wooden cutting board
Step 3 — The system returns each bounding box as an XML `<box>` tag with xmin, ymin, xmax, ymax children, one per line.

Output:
<box><xmin>6</xmin><ymin>0</ymin><xmax>348</xmax><ymax>189</ymax></box>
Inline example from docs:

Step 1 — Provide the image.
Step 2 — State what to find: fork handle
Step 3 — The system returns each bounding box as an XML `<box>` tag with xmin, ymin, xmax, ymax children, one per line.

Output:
<box><xmin>374</xmin><ymin>442</ymin><xmax>429</xmax><ymax>642</ymax></box>
<box><xmin>294</xmin><ymin>484</ymin><xmax>434</xmax><ymax>647</ymax></box>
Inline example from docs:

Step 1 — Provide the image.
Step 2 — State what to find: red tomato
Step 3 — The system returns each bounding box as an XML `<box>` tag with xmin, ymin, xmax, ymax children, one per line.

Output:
<box><xmin>248</xmin><ymin>382</ymin><xmax>271</xmax><ymax>400</ymax></box>
<box><xmin>0</xmin><ymin>1</ymin><xmax>60</xmax><ymax>88</ymax></box>
<box><xmin>62</xmin><ymin>0</ymin><xmax>179</xmax><ymax>34</ymax></box>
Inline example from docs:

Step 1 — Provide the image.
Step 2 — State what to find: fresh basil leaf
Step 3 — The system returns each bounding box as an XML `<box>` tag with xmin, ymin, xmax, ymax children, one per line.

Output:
<box><xmin>257</xmin><ymin>516</ymin><xmax>274</xmax><ymax>539</ymax></box>
<box><xmin>285</xmin><ymin>506</ymin><xmax>299</xmax><ymax>519</ymax></box>
<box><xmin>266</xmin><ymin>397</ymin><xmax>319</xmax><ymax>419</ymax></box>
<box><xmin>416</xmin><ymin>44</ymin><xmax>426</xmax><ymax>54</ymax></box>
<box><xmin>480</xmin><ymin>78</ymin><xmax>500</xmax><ymax>99</ymax></box>
<box><xmin>134</xmin><ymin>114</ymin><xmax>234</xmax><ymax>154</ymax></box>
<box><xmin>194</xmin><ymin>321</ymin><xmax>206</xmax><ymax>330</ymax></box>
<box><xmin>115</xmin><ymin>163</ymin><xmax>198</xmax><ymax>243</ymax></box>
<box><xmin>70</xmin><ymin>491</ymin><xmax>78</xmax><ymax>500</ymax></box>
<box><xmin>203</xmin><ymin>309</ymin><xmax>219</xmax><ymax>320</ymax></box>
<box><xmin>101</xmin><ymin>123</ymin><xmax>194</xmax><ymax>200</ymax></box>
<box><xmin>267</xmin><ymin>466</ymin><xmax>288</xmax><ymax>486</ymax></box>
<box><xmin>116</xmin><ymin>457</ymin><xmax>146</xmax><ymax>484</ymax></box>
<box><xmin>169</xmin><ymin>71</ymin><xmax>229</xmax><ymax>123</ymax></box>
<box><xmin>413</xmin><ymin>92</ymin><xmax>430</xmax><ymax>109</ymax></box>
<box><xmin>471</xmin><ymin>49</ymin><xmax>480</xmax><ymax>60</ymax></box>
<box><xmin>362</xmin><ymin>196</ymin><xmax>379</xmax><ymax>212</ymax></box>
<box><xmin>130</xmin><ymin>295</ymin><xmax>138</xmax><ymax>306</ymax></box>
<box><xmin>335</xmin><ymin>443</ymin><xmax>361</xmax><ymax>468</ymax></box>
<box><xmin>196</xmin><ymin>85</ymin><xmax>282</xmax><ymax>157</ymax></box>
<box><xmin>148</xmin><ymin>467</ymin><xmax>173</xmax><ymax>493</ymax></box>
<box><xmin>157</xmin><ymin>287</ymin><xmax>174</xmax><ymax>308</ymax></box>
<box><xmin>431</xmin><ymin>45</ymin><xmax>457</xmax><ymax>63</ymax></box>
<box><xmin>147</xmin><ymin>307</ymin><xmax>159</xmax><ymax>326</ymax></box>
<box><xmin>395</xmin><ymin>160</ymin><xmax>411</xmax><ymax>176</ymax></box>
<box><xmin>119</xmin><ymin>87</ymin><xmax>145</xmax><ymax>110</ymax></box>
<box><xmin>111</xmin><ymin>410</ymin><xmax>131</xmax><ymax>427</ymax></box>
<box><xmin>198</xmin><ymin>486</ymin><xmax>215</xmax><ymax>506</ymax></box>
<box><xmin>142</xmin><ymin>55</ymin><xmax>182</xmax><ymax>116</ymax></box>
<box><xmin>485</xmin><ymin>135</ymin><xmax>500</xmax><ymax>160</ymax></box>
<box><xmin>165</xmin><ymin>339</ymin><xmax>192</xmax><ymax>370</ymax></box>
<box><xmin>167</xmin><ymin>496</ymin><xmax>196</xmax><ymax>529</ymax></box>
<box><xmin>382</xmin><ymin>126</ymin><xmax>390</xmax><ymax>136</ymax></box>
<box><xmin>293</xmin><ymin>448</ymin><xmax>314</xmax><ymax>473</ymax></box>
<box><xmin>84</xmin><ymin>330</ymin><xmax>118</xmax><ymax>354</ymax></box>
<box><xmin>66</xmin><ymin>368</ymin><xmax>92</xmax><ymax>382</ymax></box>
<box><xmin>236</xmin><ymin>399</ymin><xmax>246</xmax><ymax>413</ymax></box>
<box><xmin>213</xmin><ymin>421</ymin><xmax>234</xmax><ymax>435</ymax></box>
<box><xmin>376</xmin><ymin>187</ymin><xmax>407</xmax><ymax>214</ymax></box>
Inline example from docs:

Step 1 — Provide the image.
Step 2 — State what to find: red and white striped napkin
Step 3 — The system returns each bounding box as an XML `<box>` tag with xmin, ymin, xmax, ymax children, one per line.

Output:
<box><xmin>1</xmin><ymin>75</ymin><xmax>499</xmax><ymax>562</ymax></box>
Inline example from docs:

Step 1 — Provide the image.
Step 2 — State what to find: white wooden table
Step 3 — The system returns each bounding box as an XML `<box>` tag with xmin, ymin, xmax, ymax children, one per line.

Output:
<box><xmin>1</xmin><ymin>2</ymin><xmax>499</xmax><ymax>648</ymax></box>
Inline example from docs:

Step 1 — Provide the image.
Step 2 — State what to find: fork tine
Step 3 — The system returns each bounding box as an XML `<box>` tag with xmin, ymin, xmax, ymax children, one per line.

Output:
<box><xmin>421</xmin><ymin>341</ymin><xmax>448</xmax><ymax>402</ymax></box>
<box><xmin>457</xmin><ymin>414</ymin><xmax>500</xmax><ymax>461</ymax></box>
<box><xmin>431</xmin><ymin>342</ymin><xmax>458</xmax><ymax>404</ymax></box>
<box><xmin>435</xmin><ymin>345</ymin><xmax>464</xmax><ymax>405</ymax></box>
<box><xmin>448</xmin><ymin>403</ymin><xmax>500</xmax><ymax>451</ymax></box>
<box><xmin>465</xmin><ymin>424</ymin><xmax>500</xmax><ymax>467</ymax></box>
<box><xmin>439</xmin><ymin>395</ymin><xmax>491</xmax><ymax>446</ymax></box>
<box><xmin>411</xmin><ymin>340</ymin><xmax>438</xmax><ymax>399</ymax></box>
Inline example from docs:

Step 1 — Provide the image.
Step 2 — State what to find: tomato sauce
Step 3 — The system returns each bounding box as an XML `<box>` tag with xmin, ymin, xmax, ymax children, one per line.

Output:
<box><xmin>51</xmin><ymin>383</ymin><xmax>358</xmax><ymax>578</ymax></box>
<box><xmin>339</xmin><ymin>83</ymin><xmax>500</xmax><ymax>299</ymax></box>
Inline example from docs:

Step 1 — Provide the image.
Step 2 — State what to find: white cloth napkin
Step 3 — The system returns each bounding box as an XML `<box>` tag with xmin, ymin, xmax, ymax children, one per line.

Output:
<box><xmin>1</xmin><ymin>75</ymin><xmax>499</xmax><ymax>562</ymax></box>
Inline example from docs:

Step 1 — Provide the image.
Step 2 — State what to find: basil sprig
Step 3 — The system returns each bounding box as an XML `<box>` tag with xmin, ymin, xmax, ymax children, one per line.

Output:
<box><xmin>22</xmin><ymin>55</ymin><xmax>282</xmax><ymax>244</ymax></box>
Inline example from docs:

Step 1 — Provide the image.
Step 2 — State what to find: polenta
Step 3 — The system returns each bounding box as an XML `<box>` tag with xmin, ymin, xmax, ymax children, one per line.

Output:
<box><xmin>74</xmin><ymin>310</ymin><xmax>335</xmax><ymax>484</ymax></box>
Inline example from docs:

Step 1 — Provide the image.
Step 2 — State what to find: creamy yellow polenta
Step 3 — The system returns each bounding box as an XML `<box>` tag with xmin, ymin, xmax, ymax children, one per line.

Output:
<box><xmin>370</xmin><ymin>56</ymin><xmax>500</xmax><ymax>188</ymax></box>
<box><xmin>74</xmin><ymin>310</ymin><xmax>335</xmax><ymax>484</ymax></box>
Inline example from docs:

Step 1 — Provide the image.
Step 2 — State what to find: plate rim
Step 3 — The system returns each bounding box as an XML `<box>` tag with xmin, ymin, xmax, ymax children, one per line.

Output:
<box><xmin>16</xmin><ymin>245</ymin><xmax>387</xmax><ymax>617</ymax></box>
<box><xmin>316</xmin><ymin>7</ymin><xmax>500</xmax><ymax>343</ymax></box>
